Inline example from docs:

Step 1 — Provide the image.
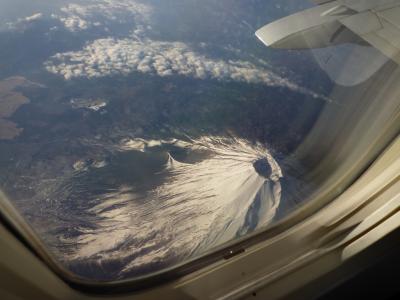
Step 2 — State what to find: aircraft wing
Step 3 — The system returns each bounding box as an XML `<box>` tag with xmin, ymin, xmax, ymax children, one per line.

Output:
<box><xmin>339</xmin><ymin>3</ymin><xmax>400</xmax><ymax>65</ymax></box>
<box><xmin>256</xmin><ymin>0</ymin><xmax>400</xmax><ymax>65</ymax></box>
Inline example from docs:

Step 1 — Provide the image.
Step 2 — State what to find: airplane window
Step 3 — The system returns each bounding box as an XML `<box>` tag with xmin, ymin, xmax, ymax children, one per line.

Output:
<box><xmin>0</xmin><ymin>0</ymin><xmax>399</xmax><ymax>283</ymax></box>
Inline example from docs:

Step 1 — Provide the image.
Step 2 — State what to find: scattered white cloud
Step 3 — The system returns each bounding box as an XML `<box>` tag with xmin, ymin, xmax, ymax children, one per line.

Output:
<box><xmin>24</xmin><ymin>13</ymin><xmax>43</xmax><ymax>22</ymax></box>
<box><xmin>42</xmin><ymin>0</ymin><xmax>329</xmax><ymax>100</ymax></box>
<box><xmin>53</xmin><ymin>13</ymin><xmax>89</xmax><ymax>32</ymax></box>
<box><xmin>52</xmin><ymin>0</ymin><xmax>152</xmax><ymax>32</ymax></box>
<box><xmin>70</xmin><ymin>98</ymin><xmax>108</xmax><ymax>111</ymax></box>
<box><xmin>44</xmin><ymin>36</ymin><xmax>324</xmax><ymax>98</ymax></box>
<box><xmin>4</xmin><ymin>12</ymin><xmax>44</xmax><ymax>31</ymax></box>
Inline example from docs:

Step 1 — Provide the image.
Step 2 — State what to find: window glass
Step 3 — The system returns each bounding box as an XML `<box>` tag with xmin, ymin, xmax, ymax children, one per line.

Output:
<box><xmin>0</xmin><ymin>0</ymin><xmax>399</xmax><ymax>281</ymax></box>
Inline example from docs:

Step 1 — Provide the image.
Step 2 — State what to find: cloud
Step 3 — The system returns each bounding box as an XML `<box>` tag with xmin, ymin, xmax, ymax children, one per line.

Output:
<box><xmin>53</xmin><ymin>13</ymin><xmax>89</xmax><ymax>32</ymax></box>
<box><xmin>44</xmin><ymin>0</ymin><xmax>329</xmax><ymax>100</ymax></box>
<box><xmin>4</xmin><ymin>12</ymin><xmax>44</xmax><ymax>31</ymax></box>
<box><xmin>24</xmin><ymin>13</ymin><xmax>43</xmax><ymax>22</ymax></box>
<box><xmin>45</xmin><ymin>37</ymin><xmax>321</xmax><ymax>95</ymax></box>
<box><xmin>52</xmin><ymin>0</ymin><xmax>152</xmax><ymax>32</ymax></box>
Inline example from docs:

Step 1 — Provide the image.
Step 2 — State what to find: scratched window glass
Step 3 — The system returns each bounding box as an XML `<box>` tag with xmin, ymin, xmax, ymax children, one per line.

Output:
<box><xmin>0</xmin><ymin>0</ymin><xmax>399</xmax><ymax>281</ymax></box>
